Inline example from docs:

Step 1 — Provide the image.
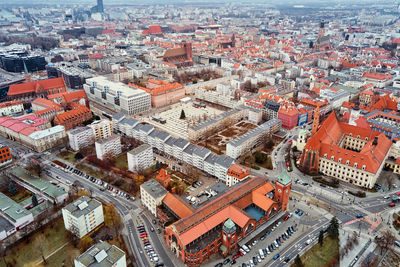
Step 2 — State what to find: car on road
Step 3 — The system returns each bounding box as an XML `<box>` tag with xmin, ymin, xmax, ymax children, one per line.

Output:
<box><xmin>389</xmin><ymin>202</ymin><xmax>395</xmax><ymax>207</ymax></box>
<box><xmin>284</xmin><ymin>257</ymin><xmax>290</xmax><ymax>263</ymax></box>
<box><xmin>214</xmin><ymin>263</ymin><xmax>223</xmax><ymax>267</ymax></box>
<box><xmin>356</xmin><ymin>214</ymin><xmax>364</xmax><ymax>218</ymax></box>
<box><xmin>273</xmin><ymin>254</ymin><xmax>280</xmax><ymax>260</ymax></box>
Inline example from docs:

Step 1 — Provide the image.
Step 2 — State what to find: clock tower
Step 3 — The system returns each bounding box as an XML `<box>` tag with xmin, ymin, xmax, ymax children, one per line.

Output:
<box><xmin>274</xmin><ymin>172</ymin><xmax>292</xmax><ymax>211</ymax></box>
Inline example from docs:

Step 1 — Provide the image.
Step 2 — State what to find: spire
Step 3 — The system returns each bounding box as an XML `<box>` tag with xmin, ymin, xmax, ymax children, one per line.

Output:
<box><xmin>312</xmin><ymin>105</ymin><xmax>320</xmax><ymax>135</ymax></box>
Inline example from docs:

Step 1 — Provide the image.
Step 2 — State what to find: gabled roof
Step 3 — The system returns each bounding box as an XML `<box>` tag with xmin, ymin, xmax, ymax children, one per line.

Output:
<box><xmin>162</xmin><ymin>192</ymin><xmax>194</xmax><ymax>219</ymax></box>
<box><xmin>7</xmin><ymin>77</ymin><xmax>66</xmax><ymax>96</ymax></box>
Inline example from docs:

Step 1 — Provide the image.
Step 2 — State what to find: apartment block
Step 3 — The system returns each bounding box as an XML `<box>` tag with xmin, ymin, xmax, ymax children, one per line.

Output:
<box><xmin>226</xmin><ymin>118</ymin><xmax>281</xmax><ymax>159</ymax></box>
<box><xmin>68</xmin><ymin>126</ymin><xmax>94</xmax><ymax>151</ymax></box>
<box><xmin>74</xmin><ymin>241</ymin><xmax>126</xmax><ymax>267</ymax></box>
<box><xmin>62</xmin><ymin>196</ymin><xmax>104</xmax><ymax>238</ymax></box>
<box><xmin>127</xmin><ymin>144</ymin><xmax>153</xmax><ymax>172</ymax></box>
<box><xmin>95</xmin><ymin>135</ymin><xmax>122</xmax><ymax>160</ymax></box>
<box><xmin>140</xmin><ymin>179</ymin><xmax>168</xmax><ymax>216</ymax></box>
<box><xmin>0</xmin><ymin>100</ymin><xmax>24</xmax><ymax>117</ymax></box>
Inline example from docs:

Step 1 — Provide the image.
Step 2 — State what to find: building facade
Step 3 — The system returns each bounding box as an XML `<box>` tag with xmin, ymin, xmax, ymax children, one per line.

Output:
<box><xmin>54</xmin><ymin>104</ymin><xmax>92</xmax><ymax>130</ymax></box>
<box><xmin>95</xmin><ymin>135</ymin><xmax>121</xmax><ymax>160</ymax></box>
<box><xmin>68</xmin><ymin>126</ymin><xmax>94</xmax><ymax>151</ymax></box>
<box><xmin>127</xmin><ymin>144</ymin><xmax>153</xmax><ymax>172</ymax></box>
<box><xmin>0</xmin><ymin>100</ymin><xmax>24</xmax><ymax>117</ymax></box>
<box><xmin>140</xmin><ymin>179</ymin><xmax>168</xmax><ymax>216</ymax></box>
<box><xmin>0</xmin><ymin>144</ymin><xmax>12</xmax><ymax>167</ymax></box>
<box><xmin>226</xmin><ymin>164</ymin><xmax>249</xmax><ymax>187</ymax></box>
<box><xmin>87</xmin><ymin>119</ymin><xmax>112</xmax><ymax>141</ymax></box>
<box><xmin>62</xmin><ymin>196</ymin><xmax>104</xmax><ymax>238</ymax></box>
<box><xmin>84</xmin><ymin>76</ymin><xmax>151</xmax><ymax>115</ymax></box>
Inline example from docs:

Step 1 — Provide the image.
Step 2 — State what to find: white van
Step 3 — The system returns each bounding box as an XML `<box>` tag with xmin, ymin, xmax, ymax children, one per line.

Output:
<box><xmin>242</xmin><ymin>244</ymin><xmax>250</xmax><ymax>253</ymax></box>
<box><xmin>259</xmin><ymin>249</ymin><xmax>265</xmax><ymax>259</ymax></box>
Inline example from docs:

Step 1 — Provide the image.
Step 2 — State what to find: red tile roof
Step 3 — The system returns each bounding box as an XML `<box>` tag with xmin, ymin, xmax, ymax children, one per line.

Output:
<box><xmin>162</xmin><ymin>192</ymin><xmax>194</xmax><ymax>219</ymax></box>
<box><xmin>7</xmin><ymin>77</ymin><xmax>66</xmax><ymax>96</ymax></box>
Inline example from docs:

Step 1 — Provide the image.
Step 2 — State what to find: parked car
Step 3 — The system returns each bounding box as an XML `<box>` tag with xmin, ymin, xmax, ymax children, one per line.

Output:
<box><xmin>273</xmin><ymin>254</ymin><xmax>280</xmax><ymax>260</ymax></box>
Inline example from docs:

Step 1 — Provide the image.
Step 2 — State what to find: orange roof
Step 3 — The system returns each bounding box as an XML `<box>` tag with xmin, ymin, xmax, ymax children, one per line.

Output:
<box><xmin>227</xmin><ymin>164</ymin><xmax>249</xmax><ymax>180</ymax></box>
<box><xmin>32</xmin><ymin>98</ymin><xmax>62</xmax><ymax>109</ymax></box>
<box><xmin>7</xmin><ymin>77</ymin><xmax>66</xmax><ymax>96</ymax></box>
<box><xmin>129</xmin><ymin>81</ymin><xmax>184</xmax><ymax>96</ymax></box>
<box><xmin>363</xmin><ymin>72</ymin><xmax>392</xmax><ymax>81</ymax></box>
<box><xmin>156</xmin><ymin>168</ymin><xmax>170</xmax><ymax>182</ymax></box>
<box><xmin>163</xmin><ymin>192</ymin><xmax>194</xmax><ymax>219</ymax></box>
<box><xmin>170</xmin><ymin>177</ymin><xmax>275</xmax><ymax>246</ymax></box>
<box><xmin>372</xmin><ymin>94</ymin><xmax>398</xmax><ymax>111</ymax></box>
<box><xmin>304</xmin><ymin>112</ymin><xmax>392</xmax><ymax>174</ymax></box>
<box><xmin>62</xmin><ymin>90</ymin><xmax>88</xmax><ymax>104</ymax></box>
<box><xmin>54</xmin><ymin>104</ymin><xmax>90</xmax><ymax>123</ymax></box>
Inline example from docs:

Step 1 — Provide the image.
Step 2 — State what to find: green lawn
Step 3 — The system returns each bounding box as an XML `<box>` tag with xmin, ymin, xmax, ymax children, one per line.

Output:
<box><xmin>1</xmin><ymin>218</ymin><xmax>70</xmax><ymax>267</ymax></box>
<box><xmin>9</xmin><ymin>189</ymin><xmax>31</xmax><ymax>203</ymax></box>
<box><xmin>76</xmin><ymin>163</ymin><xmax>105</xmax><ymax>178</ymax></box>
<box><xmin>113</xmin><ymin>153</ymin><xmax>128</xmax><ymax>171</ymax></box>
<box><xmin>57</xmin><ymin>151</ymin><xmax>76</xmax><ymax>163</ymax></box>
<box><xmin>293</xmin><ymin>237</ymin><xmax>339</xmax><ymax>267</ymax></box>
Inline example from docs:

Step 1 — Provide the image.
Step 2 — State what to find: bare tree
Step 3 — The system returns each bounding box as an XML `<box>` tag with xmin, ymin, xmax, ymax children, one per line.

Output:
<box><xmin>66</xmin><ymin>248</ymin><xmax>80</xmax><ymax>267</ymax></box>
<box><xmin>375</xmin><ymin>230</ymin><xmax>395</xmax><ymax>255</ymax></box>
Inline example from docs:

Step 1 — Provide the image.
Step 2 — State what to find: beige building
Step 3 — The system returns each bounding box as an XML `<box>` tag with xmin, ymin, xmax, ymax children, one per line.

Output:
<box><xmin>140</xmin><ymin>179</ymin><xmax>167</xmax><ymax>216</ymax></box>
<box><xmin>88</xmin><ymin>119</ymin><xmax>112</xmax><ymax>141</ymax></box>
<box><xmin>95</xmin><ymin>135</ymin><xmax>122</xmax><ymax>160</ymax></box>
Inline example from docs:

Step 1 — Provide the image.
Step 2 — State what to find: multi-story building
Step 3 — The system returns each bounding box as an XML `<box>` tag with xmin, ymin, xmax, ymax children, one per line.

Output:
<box><xmin>277</xmin><ymin>105</ymin><xmax>299</xmax><ymax>129</ymax></box>
<box><xmin>0</xmin><ymin>144</ymin><xmax>12</xmax><ymax>167</ymax></box>
<box><xmin>68</xmin><ymin>126</ymin><xmax>94</xmax><ymax>151</ymax></box>
<box><xmin>140</xmin><ymin>179</ymin><xmax>168</xmax><ymax>216</ymax></box>
<box><xmin>74</xmin><ymin>241</ymin><xmax>126</xmax><ymax>267</ymax></box>
<box><xmin>130</xmin><ymin>79</ymin><xmax>186</xmax><ymax>107</ymax></box>
<box><xmin>95</xmin><ymin>135</ymin><xmax>121</xmax><ymax>160</ymax></box>
<box><xmin>164</xmin><ymin>175</ymin><xmax>291</xmax><ymax>266</ymax></box>
<box><xmin>87</xmin><ymin>119</ymin><xmax>112</xmax><ymax>141</ymax></box>
<box><xmin>263</xmin><ymin>99</ymin><xmax>280</xmax><ymax>120</ymax></box>
<box><xmin>62</xmin><ymin>196</ymin><xmax>104</xmax><ymax>238</ymax></box>
<box><xmin>127</xmin><ymin>144</ymin><xmax>153</xmax><ymax>172</ymax></box>
<box><xmin>300</xmin><ymin>112</ymin><xmax>391</xmax><ymax>188</ymax></box>
<box><xmin>46</xmin><ymin>61</ymin><xmax>92</xmax><ymax>89</ymax></box>
<box><xmin>226</xmin><ymin>119</ymin><xmax>281</xmax><ymax>159</ymax></box>
<box><xmin>365</xmin><ymin>110</ymin><xmax>400</xmax><ymax>141</ymax></box>
<box><xmin>113</xmin><ymin>114</ymin><xmax>236</xmax><ymax>181</ymax></box>
<box><xmin>83</xmin><ymin>76</ymin><xmax>151</xmax><ymax>115</ymax></box>
<box><xmin>0</xmin><ymin>116</ymin><xmax>66</xmax><ymax>152</ymax></box>
<box><xmin>226</xmin><ymin>164</ymin><xmax>249</xmax><ymax>186</ymax></box>
<box><xmin>0</xmin><ymin>100</ymin><xmax>24</xmax><ymax>117</ymax></box>
<box><xmin>54</xmin><ymin>104</ymin><xmax>92</xmax><ymax>130</ymax></box>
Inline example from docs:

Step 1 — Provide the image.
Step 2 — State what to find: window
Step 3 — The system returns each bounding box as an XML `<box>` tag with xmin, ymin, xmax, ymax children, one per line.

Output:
<box><xmin>362</xmin><ymin>165</ymin><xmax>366</xmax><ymax>170</ymax></box>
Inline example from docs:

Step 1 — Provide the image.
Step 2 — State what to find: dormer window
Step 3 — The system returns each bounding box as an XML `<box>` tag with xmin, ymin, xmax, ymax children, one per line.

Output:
<box><xmin>324</xmin><ymin>153</ymin><xmax>327</xmax><ymax>158</ymax></box>
<box><xmin>331</xmin><ymin>156</ymin><xmax>335</xmax><ymax>160</ymax></box>
<box><xmin>362</xmin><ymin>165</ymin><xmax>366</xmax><ymax>170</ymax></box>
<box><xmin>338</xmin><ymin>158</ymin><xmax>342</xmax><ymax>163</ymax></box>
<box><xmin>357</xmin><ymin>135</ymin><xmax>360</xmax><ymax>138</ymax></box>
<box><xmin>346</xmin><ymin>160</ymin><xmax>349</xmax><ymax>165</ymax></box>
<box><xmin>354</xmin><ymin>163</ymin><xmax>358</xmax><ymax>168</ymax></box>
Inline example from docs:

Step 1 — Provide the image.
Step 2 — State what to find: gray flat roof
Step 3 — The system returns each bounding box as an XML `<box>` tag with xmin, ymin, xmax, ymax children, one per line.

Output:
<box><xmin>128</xmin><ymin>143</ymin><xmax>152</xmax><ymax>156</ymax></box>
<box><xmin>193</xmin><ymin>146</ymin><xmax>211</xmax><ymax>158</ymax></box>
<box><xmin>75</xmin><ymin>241</ymin><xmax>125</xmax><ymax>267</ymax></box>
<box><xmin>63</xmin><ymin>196</ymin><xmax>102</xmax><ymax>218</ymax></box>
<box><xmin>141</xmin><ymin>179</ymin><xmax>167</xmax><ymax>199</ymax></box>
<box><xmin>174</xmin><ymin>138</ymin><xmax>190</xmax><ymax>149</ymax></box>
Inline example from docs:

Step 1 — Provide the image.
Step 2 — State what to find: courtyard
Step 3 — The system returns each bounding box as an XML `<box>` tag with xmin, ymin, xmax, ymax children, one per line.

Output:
<box><xmin>142</xmin><ymin>101</ymin><xmax>224</xmax><ymax>139</ymax></box>
<box><xmin>197</xmin><ymin>120</ymin><xmax>257</xmax><ymax>155</ymax></box>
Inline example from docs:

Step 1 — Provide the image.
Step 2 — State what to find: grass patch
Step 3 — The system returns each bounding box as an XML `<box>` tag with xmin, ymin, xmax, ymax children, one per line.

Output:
<box><xmin>9</xmin><ymin>188</ymin><xmax>31</xmax><ymax>203</ymax></box>
<box><xmin>293</xmin><ymin>237</ymin><xmax>339</xmax><ymax>267</ymax></box>
<box><xmin>57</xmin><ymin>151</ymin><xmax>76</xmax><ymax>163</ymax></box>
<box><xmin>76</xmin><ymin>163</ymin><xmax>105</xmax><ymax>178</ymax></box>
<box><xmin>113</xmin><ymin>153</ymin><xmax>128</xmax><ymax>171</ymax></box>
<box><xmin>1</xmin><ymin>217</ymin><xmax>70</xmax><ymax>267</ymax></box>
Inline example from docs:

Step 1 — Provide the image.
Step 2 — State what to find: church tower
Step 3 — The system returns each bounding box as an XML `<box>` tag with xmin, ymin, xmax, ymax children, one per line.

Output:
<box><xmin>318</xmin><ymin>20</ymin><xmax>325</xmax><ymax>39</ymax></box>
<box><xmin>274</xmin><ymin>172</ymin><xmax>292</xmax><ymax>211</ymax></box>
<box><xmin>311</xmin><ymin>105</ymin><xmax>320</xmax><ymax>135</ymax></box>
<box><xmin>221</xmin><ymin>219</ymin><xmax>237</xmax><ymax>257</ymax></box>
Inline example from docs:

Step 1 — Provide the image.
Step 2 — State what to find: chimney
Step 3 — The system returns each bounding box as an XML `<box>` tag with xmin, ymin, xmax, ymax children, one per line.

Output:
<box><xmin>373</xmin><ymin>136</ymin><xmax>378</xmax><ymax>146</ymax></box>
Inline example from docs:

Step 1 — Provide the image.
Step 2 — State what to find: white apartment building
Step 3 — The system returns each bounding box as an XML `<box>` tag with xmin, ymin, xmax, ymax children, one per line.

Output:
<box><xmin>112</xmin><ymin>113</ymin><xmax>236</xmax><ymax>182</ymax></box>
<box><xmin>74</xmin><ymin>241</ymin><xmax>126</xmax><ymax>267</ymax></box>
<box><xmin>127</xmin><ymin>144</ymin><xmax>153</xmax><ymax>172</ymax></box>
<box><xmin>68</xmin><ymin>126</ymin><xmax>94</xmax><ymax>151</ymax></box>
<box><xmin>140</xmin><ymin>179</ymin><xmax>167</xmax><ymax>216</ymax></box>
<box><xmin>226</xmin><ymin>118</ymin><xmax>281</xmax><ymax>159</ymax></box>
<box><xmin>62</xmin><ymin>196</ymin><xmax>104</xmax><ymax>238</ymax></box>
<box><xmin>84</xmin><ymin>76</ymin><xmax>151</xmax><ymax>115</ymax></box>
<box><xmin>88</xmin><ymin>119</ymin><xmax>113</xmax><ymax>141</ymax></box>
<box><xmin>95</xmin><ymin>135</ymin><xmax>122</xmax><ymax>160</ymax></box>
